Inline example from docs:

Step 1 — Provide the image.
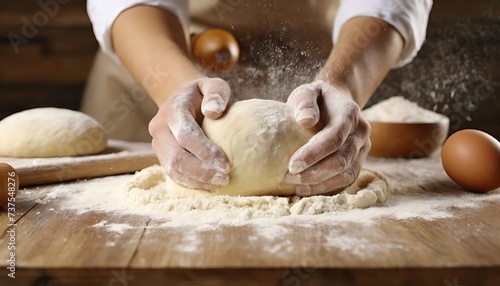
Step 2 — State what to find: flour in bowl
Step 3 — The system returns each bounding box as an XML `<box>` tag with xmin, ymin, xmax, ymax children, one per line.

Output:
<box><xmin>362</xmin><ymin>96</ymin><xmax>446</xmax><ymax>123</ymax></box>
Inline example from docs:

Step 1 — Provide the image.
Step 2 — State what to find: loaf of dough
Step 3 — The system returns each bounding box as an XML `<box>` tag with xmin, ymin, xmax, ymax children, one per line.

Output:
<box><xmin>201</xmin><ymin>99</ymin><xmax>318</xmax><ymax>196</ymax></box>
<box><xmin>0</xmin><ymin>108</ymin><xmax>107</xmax><ymax>157</ymax></box>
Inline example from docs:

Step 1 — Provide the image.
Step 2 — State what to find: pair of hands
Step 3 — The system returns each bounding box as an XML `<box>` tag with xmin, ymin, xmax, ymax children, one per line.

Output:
<box><xmin>148</xmin><ymin>77</ymin><xmax>371</xmax><ymax>196</ymax></box>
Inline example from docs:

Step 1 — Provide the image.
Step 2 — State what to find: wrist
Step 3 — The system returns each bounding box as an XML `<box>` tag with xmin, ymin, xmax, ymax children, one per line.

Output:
<box><xmin>149</xmin><ymin>68</ymin><xmax>205</xmax><ymax>106</ymax></box>
<box><xmin>313</xmin><ymin>77</ymin><xmax>356</xmax><ymax>103</ymax></box>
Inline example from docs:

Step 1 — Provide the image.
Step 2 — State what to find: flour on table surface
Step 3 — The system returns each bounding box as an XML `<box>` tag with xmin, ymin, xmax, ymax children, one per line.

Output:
<box><xmin>19</xmin><ymin>156</ymin><xmax>500</xmax><ymax>258</ymax></box>
<box><xmin>92</xmin><ymin>220</ymin><xmax>135</xmax><ymax>235</ymax></box>
<box><xmin>25</xmin><ymin>162</ymin><xmax>500</xmax><ymax>227</ymax></box>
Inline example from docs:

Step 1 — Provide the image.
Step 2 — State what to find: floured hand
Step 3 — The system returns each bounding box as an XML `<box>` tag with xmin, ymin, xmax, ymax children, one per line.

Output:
<box><xmin>284</xmin><ymin>80</ymin><xmax>371</xmax><ymax>196</ymax></box>
<box><xmin>148</xmin><ymin>77</ymin><xmax>231</xmax><ymax>190</ymax></box>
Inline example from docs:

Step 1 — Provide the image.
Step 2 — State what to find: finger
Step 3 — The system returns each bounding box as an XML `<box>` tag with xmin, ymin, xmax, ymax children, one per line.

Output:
<box><xmin>295</xmin><ymin>152</ymin><xmax>365</xmax><ymax>196</ymax></box>
<box><xmin>285</xmin><ymin>119</ymin><xmax>370</xmax><ymax>184</ymax></box>
<box><xmin>152</xmin><ymin>133</ymin><xmax>229</xmax><ymax>188</ymax></box>
<box><xmin>288</xmin><ymin>100</ymin><xmax>360</xmax><ymax>174</ymax></box>
<box><xmin>199</xmin><ymin>78</ymin><xmax>231</xmax><ymax>119</ymax></box>
<box><xmin>284</xmin><ymin>132</ymin><xmax>365</xmax><ymax>185</ymax></box>
<box><xmin>287</xmin><ymin>84</ymin><xmax>320</xmax><ymax>128</ymax></box>
<box><xmin>164</xmin><ymin>144</ymin><xmax>230</xmax><ymax>185</ymax></box>
<box><xmin>168</xmin><ymin>105</ymin><xmax>230</xmax><ymax>174</ymax></box>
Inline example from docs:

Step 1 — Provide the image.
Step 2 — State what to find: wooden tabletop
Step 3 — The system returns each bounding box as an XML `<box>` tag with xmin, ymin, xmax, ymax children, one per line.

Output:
<box><xmin>1</xmin><ymin>150</ymin><xmax>499</xmax><ymax>286</ymax></box>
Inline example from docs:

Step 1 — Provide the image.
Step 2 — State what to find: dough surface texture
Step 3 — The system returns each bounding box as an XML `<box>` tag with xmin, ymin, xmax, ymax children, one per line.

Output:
<box><xmin>0</xmin><ymin>108</ymin><xmax>107</xmax><ymax>157</ymax></box>
<box><xmin>202</xmin><ymin>99</ymin><xmax>317</xmax><ymax>196</ymax></box>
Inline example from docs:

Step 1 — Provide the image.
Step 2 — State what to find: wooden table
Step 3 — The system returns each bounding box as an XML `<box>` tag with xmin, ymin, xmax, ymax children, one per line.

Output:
<box><xmin>1</xmin><ymin>150</ymin><xmax>499</xmax><ymax>286</ymax></box>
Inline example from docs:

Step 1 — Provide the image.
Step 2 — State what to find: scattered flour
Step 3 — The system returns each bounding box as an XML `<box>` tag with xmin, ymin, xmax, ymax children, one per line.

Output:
<box><xmin>173</xmin><ymin>229</ymin><xmax>204</xmax><ymax>253</ymax></box>
<box><xmin>92</xmin><ymin>220</ymin><xmax>135</xmax><ymax>235</ymax></box>
<box><xmin>361</xmin><ymin>96</ymin><xmax>446</xmax><ymax>123</ymax></box>
<box><xmin>325</xmin><ymin>236</ymin><xmax>375</xmax><ymax>257</ymax></box>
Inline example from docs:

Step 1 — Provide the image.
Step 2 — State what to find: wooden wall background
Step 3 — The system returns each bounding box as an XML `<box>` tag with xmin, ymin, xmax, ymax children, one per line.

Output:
<box><xmin>0</xmin><ymin>0</ymin><xmax>499</xmax><ymax>139</ymax></box>
<box><xmin>0</xmin><ymin>0</ymin><xmax>95</xmax><ymax>117</ymax></box>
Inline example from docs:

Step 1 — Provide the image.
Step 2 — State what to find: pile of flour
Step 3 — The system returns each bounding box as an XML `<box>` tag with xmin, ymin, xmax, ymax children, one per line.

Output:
<box><xmin>362</xmin><ymin>96</ymin><xmax>446</xmax><ymax>123</ymax></box>
<box><xmin>120</xmin><ymin>165</ymin><xmax>390</xmax><ymax>220</ymax></box>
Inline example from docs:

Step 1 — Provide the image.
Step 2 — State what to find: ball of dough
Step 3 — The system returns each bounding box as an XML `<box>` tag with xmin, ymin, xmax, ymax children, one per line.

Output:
<box><xmin>202</xmin><ymin>99</ymin><xmax>318</xmax><ymax>196</ymax></box>
<box><xmin>0</xmin><ymin>108</ymin><xmax>107</xmax><ymax>157</ymax></box>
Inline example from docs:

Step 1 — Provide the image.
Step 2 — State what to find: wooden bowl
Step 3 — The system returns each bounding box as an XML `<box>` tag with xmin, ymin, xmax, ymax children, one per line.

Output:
<box><xmin>368</xmin><ymin>116</ymin><xmax>450</xmax><ymax>158</ymax></box>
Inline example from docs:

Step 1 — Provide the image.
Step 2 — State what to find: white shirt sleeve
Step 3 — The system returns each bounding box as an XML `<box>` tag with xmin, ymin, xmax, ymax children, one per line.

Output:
<box><xmin>87</xmin><ymin>0</ymin><xmax>189</xmax><ymax>64</ymax></box>
<box><xmin>334</xmin><ymin>0</ymin><xmax>433</xmax><ymax>68</ymax></box>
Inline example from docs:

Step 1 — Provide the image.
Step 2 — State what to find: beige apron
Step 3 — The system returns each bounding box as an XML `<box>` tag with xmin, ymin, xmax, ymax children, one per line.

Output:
<box><xmin>81</xmin><ymin>0</ymin><xmax>338</xmax><ymax>142</ymax></box>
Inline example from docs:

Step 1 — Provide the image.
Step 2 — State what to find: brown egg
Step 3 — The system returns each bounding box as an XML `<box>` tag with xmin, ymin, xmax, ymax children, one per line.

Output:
<box><xmin>441</xmin><ymin>129</ymin><xmax>500</xmax><ymax>193</ymax></box>
<box><xmin>191</xmin><ymin>28</ymin><xmax>240</xmax><ymax>71</ymax></box>
<box><xmin>0</xmin><ymin>163</ymin><xmax>19</xmax><ymax>207</ymax></box>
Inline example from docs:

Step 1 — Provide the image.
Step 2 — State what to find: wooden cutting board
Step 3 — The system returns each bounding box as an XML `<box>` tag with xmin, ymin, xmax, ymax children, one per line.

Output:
<box><xmin>0</xmin><ymin>139</ymin><xmax>158</xmax><ymax>187</ymax></box>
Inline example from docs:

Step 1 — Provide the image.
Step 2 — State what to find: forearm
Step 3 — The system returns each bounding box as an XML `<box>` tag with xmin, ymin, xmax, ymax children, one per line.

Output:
<box><xmin>317</xmin><ymin>17</ymin><xmax>404</xmax><ymax>108</ymax></box>
<box><xmin>112</xmin><ymin>5</ymin><xmax>204</xmax><ymax>106</ymax></box>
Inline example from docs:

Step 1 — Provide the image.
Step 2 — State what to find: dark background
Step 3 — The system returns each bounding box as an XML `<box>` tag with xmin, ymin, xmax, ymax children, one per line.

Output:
<box><xmin>0</xmin><ymin>0</ymin><xmax>499</xmax><ymax>139</ymax></box>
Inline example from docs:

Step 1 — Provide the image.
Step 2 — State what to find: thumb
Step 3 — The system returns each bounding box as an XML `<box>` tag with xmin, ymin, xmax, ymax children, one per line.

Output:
<box><xmin>287</xmin><ymin>84</ymin><xmax>320</xmax><ymax>128</ymax></box>
<box><xmin>199</xmin><ymin>78</ymin><xmax>231</xmax><ymax>119</ymax></box>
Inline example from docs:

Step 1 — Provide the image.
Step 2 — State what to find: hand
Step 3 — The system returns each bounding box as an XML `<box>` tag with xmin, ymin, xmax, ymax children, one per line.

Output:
<box><xmin>148</xmin><ymin>77</ymin><xmax>231</xmax><ymax>190</ymax></box>
<box><xmin>283</xmin><ymin>80</ymin><xmax>371</xmax><ymax>196</ymax></box>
